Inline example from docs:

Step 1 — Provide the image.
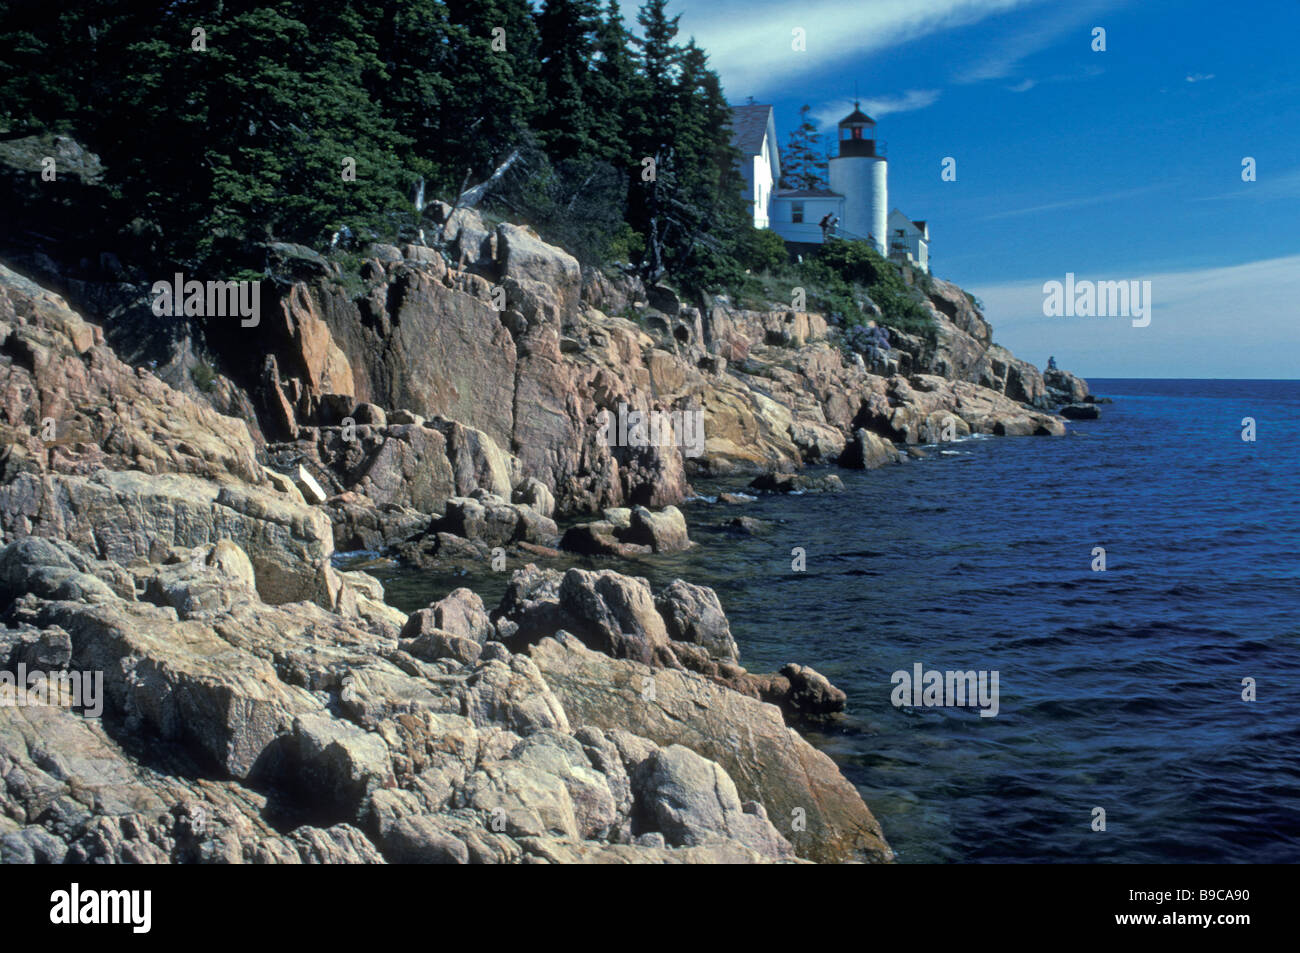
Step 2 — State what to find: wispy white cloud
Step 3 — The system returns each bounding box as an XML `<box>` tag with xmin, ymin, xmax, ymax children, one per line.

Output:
<box><xmin>1193</xmin><ymin>165</ymin><xmax>1300</xmax><ymax>202</ymax></box>
<box><xmin>1185</xmin><ymin>72</ymin><xmax>1216</xmax><ymax>83</ymax></box>
<box><xmin>810</xmin><ymin>89</ymin><xmax>942</xmax><ymax>128</ymax></box>
<box><xmin>1003</xmin><ymin>66</ymin><xmax>1104</xmax><ymax>95</ymax></box>
<box><xmin>952</xmin><ymin>0</ymin><xmax>1119</xmax><ymax>84</ymax></box>
<box><xmin>863</xmin><ymin>89</ymin><xmax>944</xmax><ymax>116</ymax></box>
<box><xmin>674</xmin><ymin>0</ymin><xmax>1040</xmax><ymax>98</ymax></box>
<box><xmin>971</xmin><ymin>255</ymin><xmax>1300</xmax><ymax>378</ymax></box>
<box><xmin>980</xmin><ymin>184</ymin><xmax>1167</xmax><ymax>221</ymax></box>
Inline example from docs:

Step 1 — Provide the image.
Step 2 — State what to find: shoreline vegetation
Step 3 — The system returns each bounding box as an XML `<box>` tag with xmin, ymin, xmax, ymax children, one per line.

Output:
<box><xmin>0</xmin><ymin>1</ymin><xmax>1098</xmax><ymax>864</ymax></box>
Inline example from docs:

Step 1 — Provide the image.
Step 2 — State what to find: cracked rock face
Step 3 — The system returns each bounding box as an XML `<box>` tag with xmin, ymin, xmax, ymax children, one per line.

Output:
<box><xmin>239</xmin><ymin>223</ymin><xmax>1065</xmax><ymax>530</ymax></box>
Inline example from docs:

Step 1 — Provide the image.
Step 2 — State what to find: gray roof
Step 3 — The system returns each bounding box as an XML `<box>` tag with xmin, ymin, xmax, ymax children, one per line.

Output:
<box><xmin>729</xmin><ymin>104</ymin><xmax>773</xmax><ymax>155</ymax></box>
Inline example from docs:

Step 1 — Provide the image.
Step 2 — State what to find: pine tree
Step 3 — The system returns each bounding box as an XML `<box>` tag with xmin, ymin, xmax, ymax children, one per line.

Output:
<box><xmin>663</xmin><ymin>40</ymin><xmax>748</xmax><ymax>287</ymax></box>
<box><xmin>536</xmin><ymin>0</ymin><xmax>603</xmax><ymax>162</ymax></box>
<box><xmin>634</xmin><ymin>0</ymin><xmax>679</xmax><ymax>98</ymax></box>
<box><xmin>588</xmin><ymin>1</ymin><xmax>634</xmax><ymax>165</ymax></box>
<box><xmin>86</xmin><ymin>1</ymin><xmax>414</xmax><ymax>269</ymax></box>
<box><xmin>439</xmin><ymin>0</ymin><xmax>542</xmax><ymax>192</ymax></box>
<box><xmin>625</xmin><ymin>0</ymin><xmax>682</xmax><ymax>278</ymax></box>
<box><xmin>781</xmin><ymin>104</ymin><xmax>828</xmax><ymax>190</ymax></box>
<box><xmin>367</xmin><ymin>0</ymin><xmax>458</xmax><ymax>190</ymax></box>
<box><xmin>1</xmin><ymin>0</ymin><xmax>761</xmax><ymax>291</ymax></box>
<box><xmin>194</xmin><ymin>3</ymin><xmax>409</xmax><ymax>261</ymax></box>
<box><xmin>0</xmin><ymin>5</ymin><xmax>95</xmax><ymax>135</ymax></box>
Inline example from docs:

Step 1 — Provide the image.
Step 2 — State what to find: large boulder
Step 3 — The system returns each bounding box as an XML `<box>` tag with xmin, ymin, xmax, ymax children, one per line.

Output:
<box><xmin>631</xmin><ymin>744</ymin><xmax>794</xmax><ymax>858</ymax></box>
<box><xmin>0</xmin><ymin>262</ymin><xmax>262</xmax><ymax>485</ymax></box>
<box><xmin>553</xmin><ymin>569</ymin><xmax>678</xmax><ymax>668</ymax></box>
<box><xmin>258</xmin><ymin>713</ymin><xmax>396</xmax><ymax>818</ymax></box>
<box><xmin>431</xmin><ymin>493</ymin><xmax>559</xmax><ymax>548</ymax></box>
<box><xmin>622</xmin><ymin>505</ymin><xmax>692</xmax><ymax>553</ymax></box>
<box><xmin>313</xmin><ymin>270</ymin><xmax>517</xmax><ymax>450</ymax></box>
<box><xmin>654</xmin><ymin>579</ymin><xmax>738</xmax><ymax>662</ymax></box>
<box><xmin>6</xmin><ymin>584</ymin><xmax>322</xmax><ymax>779</ymax></box>
<box><xmin>560</xmin><ymin>504</ymin><xmax>692</xmax><ymax>556</ymax></box>
<box><xmin>511</xmin><ymin>477</ymin><xmax>556</xmax><ymax>518</ymax></box>
<box><xmin>328</xmin><ymin>425</ymin><xmax>458</xmax><ymax>514</ymax></box>
<box><xmin>0</xmin><ymin>685</ymin><xmax>384</xmax><ymax>863</ymax></box>
<box><xmin>529</xmin><ymin>634</ymin><xmax>893</xmax><ymax>863</ymax></box>
<box><xmin>509</xmin><ymin>731</ymin><xmax>621</xmax><ymax>841</ymax></box>
<box><xmin>0</xmin><ymin>470</ymin><xmax>338</xmax><ymax>607</ymax></box>
<box><xmin>424</xmin><ymin>417</ymin><xmax>514</xmax><ymax>499</ymax></box>
<box><xmin>1044</xmin><ymin>367</ymin><xmax>1090</xmax><ymax>404</ymax></box>
<box><xmin>401</xmin><ymin>587</ymin><xmax>494</xmax><ymax>645</ymax></box>
<box><xmin>496</xmin><ymin>222</ymin><xmax>581</xmax><ymax>324</ymax></box>
<box><xmin>839</xmin><ymin>428</ymin><xmax>902</xmax><ymax>469</ymax></box>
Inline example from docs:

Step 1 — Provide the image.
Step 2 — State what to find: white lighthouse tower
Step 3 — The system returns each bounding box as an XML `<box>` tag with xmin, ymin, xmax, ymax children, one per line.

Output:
<box><xmin>828</xmin><ymin>103</ymin><xmax>887</xmax><ymax>255</ymax></box>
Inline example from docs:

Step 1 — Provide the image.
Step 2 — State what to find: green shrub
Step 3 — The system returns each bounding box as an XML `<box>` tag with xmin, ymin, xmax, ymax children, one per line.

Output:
<box><xmin>190</xmin><ymin>360</ymin><xmax>217</xmax><ymax>393</ymax></box>
<box><xmin>605</xmin><ymin>222</ymin><xmax>645</xmax><ymax>266</ymax></box>
<box><xmin>807</xmin><ymin>238</ymin><xmax>935</xmax><ymax>339</ymax></box>
<box><xmin>734</xmin><ymin>225</ymin><xmax>790</xmax><ymax>274</ymax></box>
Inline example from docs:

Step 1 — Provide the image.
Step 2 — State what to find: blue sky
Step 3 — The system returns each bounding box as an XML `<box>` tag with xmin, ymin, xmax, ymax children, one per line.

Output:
<box><xmin>658</xmin><ymin>0</ymin><xmax>1300</xmax><ymax>378</ymax></box>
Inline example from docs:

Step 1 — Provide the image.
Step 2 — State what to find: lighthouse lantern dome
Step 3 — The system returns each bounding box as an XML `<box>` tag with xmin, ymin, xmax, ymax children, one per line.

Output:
<box><xmin>838</xmin><ymin>102</ymin><xmax>879</xmax><ymax>157</ymax></box>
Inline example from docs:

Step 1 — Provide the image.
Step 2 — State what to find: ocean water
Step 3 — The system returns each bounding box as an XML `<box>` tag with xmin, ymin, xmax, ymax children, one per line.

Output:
<box><xmin>368</xmin><ymin>379</ymin><xmax>1300</xmax><ymax>863</ymax></box>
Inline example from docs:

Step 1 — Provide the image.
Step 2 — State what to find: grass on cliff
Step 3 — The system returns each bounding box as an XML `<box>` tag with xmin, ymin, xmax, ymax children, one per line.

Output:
<box><xmin>726</xmin><ymin>238</ymin><xmax>937</xmax><ymax>347</ymax></box>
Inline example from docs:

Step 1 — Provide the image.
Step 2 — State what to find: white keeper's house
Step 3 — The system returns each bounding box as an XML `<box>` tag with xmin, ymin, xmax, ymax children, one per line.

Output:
<box><xmin>730</xmin><ymin>100</ymin><xmax>930</xmax><ymax>272</ymax></box>
<box><xmin>728</xmin><ymin>103</ymin><xmax>780</xmax><ymax>229</ymax></box>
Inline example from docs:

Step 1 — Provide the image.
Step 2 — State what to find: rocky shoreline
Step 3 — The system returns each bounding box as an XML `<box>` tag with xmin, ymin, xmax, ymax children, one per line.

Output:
<box><xmin>0</xmin><ymin>215</ymin><xmax>1092</xmax><ymax>864</ymax></box>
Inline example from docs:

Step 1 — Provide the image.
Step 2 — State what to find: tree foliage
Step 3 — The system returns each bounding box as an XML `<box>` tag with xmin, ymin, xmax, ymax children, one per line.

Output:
<box><xmin>780</xmin><ymin>104</ymin><xmax>828</xmax><ymax>190</ymax></box>
<box><xmin>0</xmin><ymin>0</ymin><xmax>754</xmax><ymax>289</ymax></box>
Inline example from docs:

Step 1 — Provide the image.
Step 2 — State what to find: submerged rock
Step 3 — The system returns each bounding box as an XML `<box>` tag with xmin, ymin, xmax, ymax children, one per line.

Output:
<box><xmin>749</xmin><ymin>471</ymin><xmax>845</xmax><ymax>494</ymax></box>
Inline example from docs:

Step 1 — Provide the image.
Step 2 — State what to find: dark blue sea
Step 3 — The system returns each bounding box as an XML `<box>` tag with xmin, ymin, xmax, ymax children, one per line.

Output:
<box><xmin>369</xmin><ymin>379</ymin><xmax>1300</xmax><ymax>863</ymax></box>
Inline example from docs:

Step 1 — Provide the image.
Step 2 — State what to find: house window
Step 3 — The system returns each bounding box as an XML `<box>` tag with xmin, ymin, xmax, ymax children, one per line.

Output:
<box><xmin>792</xmin><ymin>202</ymin><xmax>804</xmax><ymax>223</ymax></box>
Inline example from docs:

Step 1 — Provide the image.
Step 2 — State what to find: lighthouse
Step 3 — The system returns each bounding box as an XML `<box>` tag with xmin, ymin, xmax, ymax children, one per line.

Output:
<box><xmin>828</xmin><ymin>102</ymin><xmax>888</xmax><ymax>255</ymax></box>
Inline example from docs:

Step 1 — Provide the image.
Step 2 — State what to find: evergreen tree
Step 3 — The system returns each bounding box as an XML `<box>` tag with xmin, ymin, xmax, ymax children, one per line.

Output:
<box><xmin>171</xmin><ymin>3</ymin><xmax>408</xmax><ymax>263</ymax></box>
<box><xmin>780</xmin><ymin>104</ymin><xmax>828</xmax><ymax>190</ymax></box>
<box><xmin>0</xmin><ymin>0</ymin><xmax>763</xmax><ymax>292</ymax></box>
<box><xmin>367</xmin><ymin>0</ymin><xmax>458</xmax><ymax>190</ymax></box>
<box><xmin>588</xmin><ymin>1</ymin><xmax>635</xmax><ymax>165</ymax></box>
<box><xmin>536</xmin><ymin>0</ymin><xmax>602</xmax><ymax>162</ymax></box>
<box><xmin>0</xmin><ymin>4</ymin><xmax>97</xmax><ymax>135</ymax></box>
<box><xmin>439</xmin><ymin>0</ymin><xmax>542</xmax><ymax>193</ymax></box>
<box><xmin>625</xmin><ymin>0</ymin><xmax>681</xmax><ymax>279</ymax></box>
<box><xmin>663</xmin><ymin>40</ymin><xmax>748</xmax><ymax>287</ymax></box>
<box><xmin>633</xmin><ymin>0</ymin><xmax>679</xmax><ymax>98</ymax></box>
<box><xmin>58</xmin><ymin>1</ymin><xmax>413</xmax><ymax>269</ymax></box>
